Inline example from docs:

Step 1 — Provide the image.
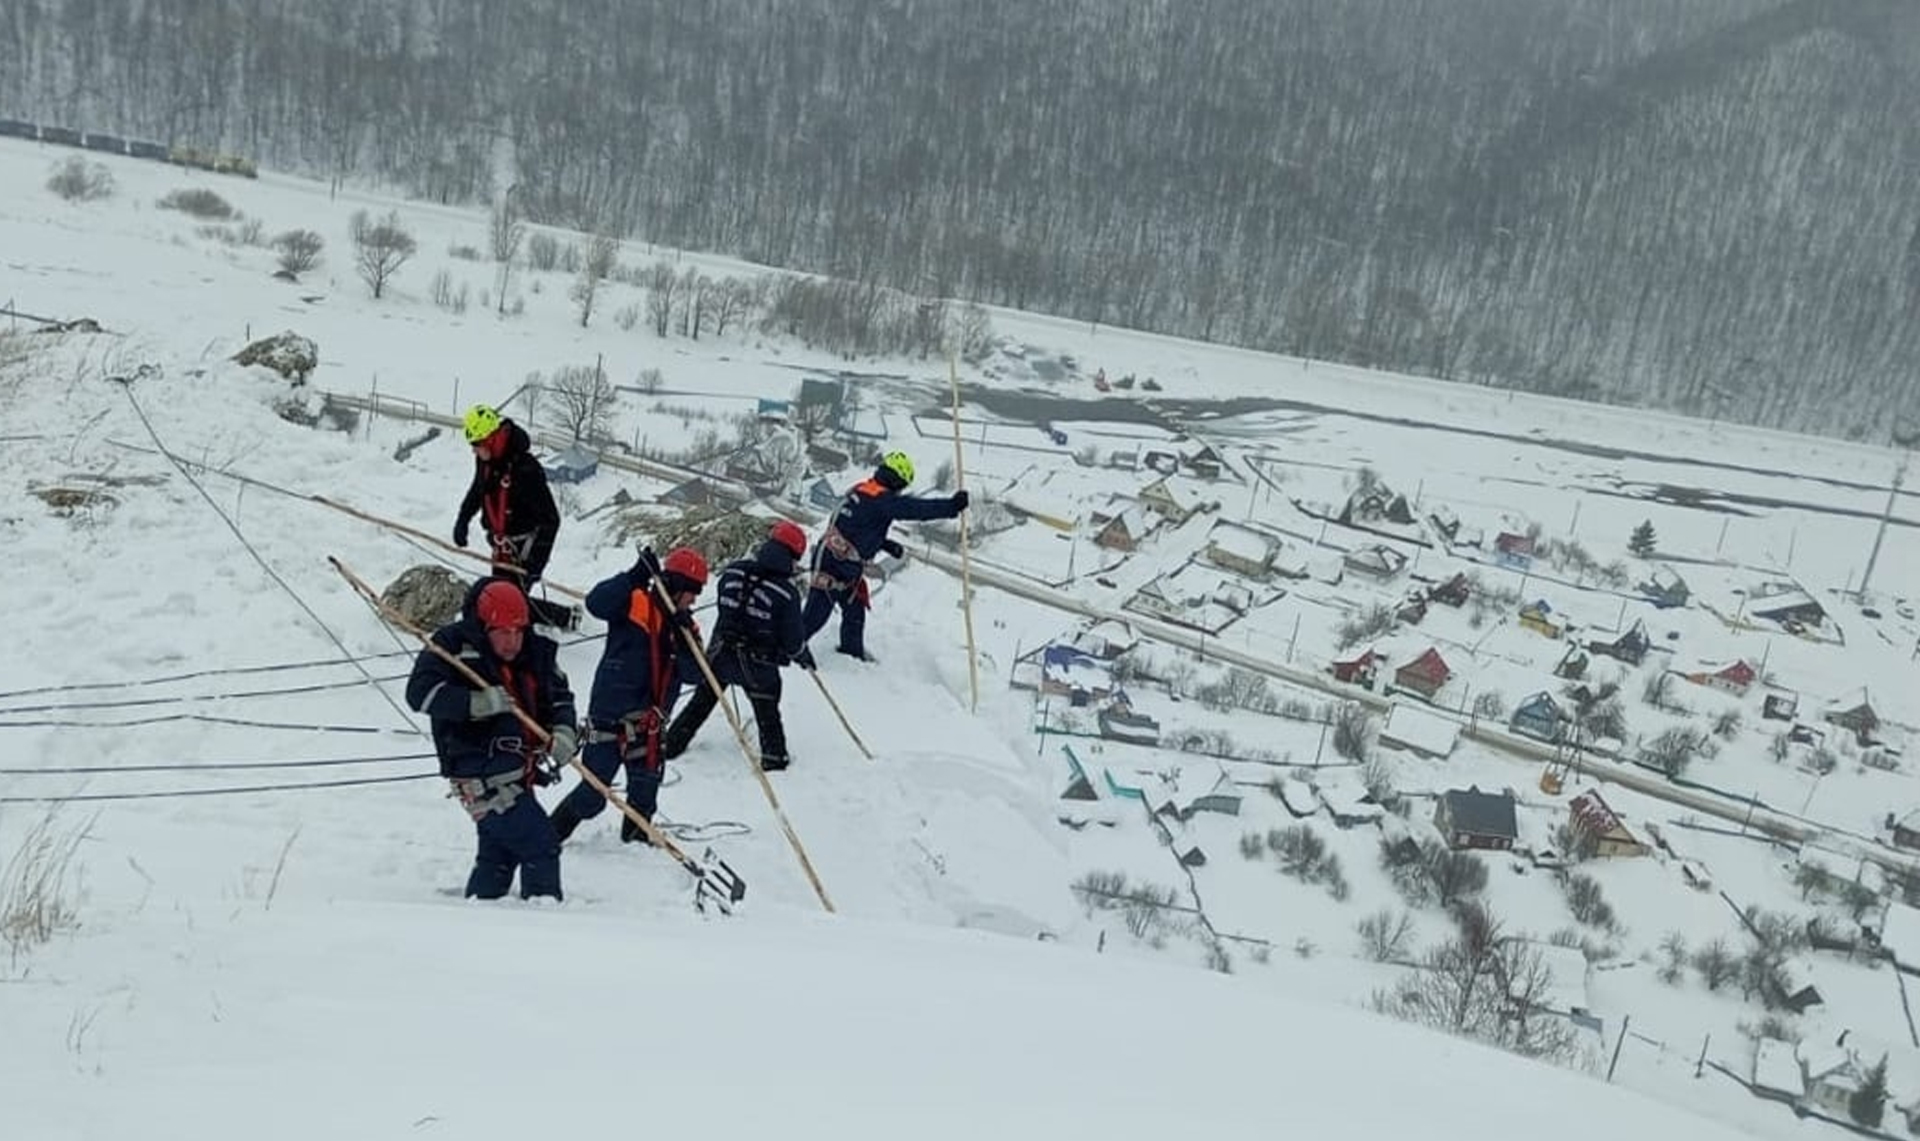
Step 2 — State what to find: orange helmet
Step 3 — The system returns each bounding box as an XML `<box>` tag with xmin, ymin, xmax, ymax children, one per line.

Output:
<box><xmin>769</xmin><ymin>520</ymin><xmax>807</xmax><ymax>557</ymax></box>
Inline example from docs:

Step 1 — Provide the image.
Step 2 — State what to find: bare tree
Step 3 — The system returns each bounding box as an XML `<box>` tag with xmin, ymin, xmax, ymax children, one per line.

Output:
<box><xmin>1374</xmin><ymin>903</ymin><xmax>1579</xmax><ymax>1063</ymax></box>
<box><xmin>646</xmin><ymin>261</ymin><xmax>681</xmax><ymax>337</ymax></box>
<box><xmin>680</xmin><ymin>267</ymin><xmax>709</xmax><ymax>339</ymax></box>
<box><xmin>1691</xmin><ymin>938</ymin><xmax>1737</xmax><ymax>990</ymax></box>
<box><xmin>570</xmin><ymin>232</ymin><xmax>620</xmax><ymax>327</ymax></box>
<box><xmin>1356</xmin><ymin>907</ymin><xmax>1415</xmax><ymax>962</ymax></box>
<box><xmin>1332</xmin><ymin>701</ymin><xmax>1375</xmax><ymax>762</ymax></box>
<box><xmin>490</xmin><ymin>196</ymin><xmax>525</xmax><ymax>316</ymax></box>
<box><xmin>707</xmin><ymin>277</ymin><xmax>754</xmax><ymax>337</ymax></box>
<box><xmin>272</xmin><ymin>229</ymin><xmax>324</xmax><ymax>275</ymax></box>
<box><xmin>545</xmin><ymin>361</ymin><xmax>617</xmax><ymax>443</ymax></box>
<box><xmin>349</xmin><ymin>209</ymin><xmax>417</xmax><ymax>299</ymax></box>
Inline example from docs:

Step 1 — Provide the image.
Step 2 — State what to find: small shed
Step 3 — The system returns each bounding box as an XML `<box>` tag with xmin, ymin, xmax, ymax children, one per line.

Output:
<box><xmin>1330</xmin><ymin>648</ymin><xmax>1381</xmax><ymax>689</ymax></box>
<box><xmin>1518</xmin><ymin>600</ymin><xmax>1563</xmax><ymax>638</ymax></box>
<box><xmin>1429</xmin><ymin>572</ymin><xmax>1471</xmax><ymax>607</ymax></box>
<box><xmin>1587</xmin><ymin>619</ymin><xmax>1650</xmax><ymax>665</ymax></box>
<box><xmin>1567</xmin><ymin>790</ymin><xmax>1647</xmax><ymax>858</ymax></box>
<box><xmin>1494</xmin><ymin>531</ymin><xmax>1535</xmax><ymax>569</ymax></box>
<box><xmin>1823</xmin><ymin>689</ymin><xmax>1882</xmax><ymax>746</ymax></box>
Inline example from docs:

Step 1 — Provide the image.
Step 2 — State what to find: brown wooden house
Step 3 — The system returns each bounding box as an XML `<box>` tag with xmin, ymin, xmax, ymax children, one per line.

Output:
<box><xmin>1393</xmin><ymin>648</ymin><xmax>1452</xmax><ymax>700</ymax></box>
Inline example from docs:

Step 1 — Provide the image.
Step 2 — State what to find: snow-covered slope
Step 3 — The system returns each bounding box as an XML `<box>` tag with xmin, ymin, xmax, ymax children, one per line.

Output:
<box><xmin>0</xmin><ymin>137</ymin><xmax>1903</xmax><ymax>1140</ymax></box>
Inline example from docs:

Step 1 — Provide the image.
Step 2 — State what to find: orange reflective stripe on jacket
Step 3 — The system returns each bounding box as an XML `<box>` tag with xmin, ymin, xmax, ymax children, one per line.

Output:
<box><xmin>852</xmin><ymin>478</ymin><xmax>883</xmax><ymax>498</ymax></box>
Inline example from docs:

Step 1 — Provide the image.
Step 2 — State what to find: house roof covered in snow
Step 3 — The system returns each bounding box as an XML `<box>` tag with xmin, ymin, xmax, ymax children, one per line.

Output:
<box><xmin>1381</xmin><ymin>702</ymin><xmax>1460</xmax><ymax>757</ymax></box>
<box><xmin>1206</xmin><ymin>520</ymin><xmax>1276</xmax><ymax>562</ymax></box>
<box><xmin>1753</xmin><ymin>1039</ymin><xmax>1804</xmax><ymax>1098</ymax></box>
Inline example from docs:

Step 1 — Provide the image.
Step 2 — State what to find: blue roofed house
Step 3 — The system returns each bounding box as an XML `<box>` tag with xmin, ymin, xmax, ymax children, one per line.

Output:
<box><xmin>1510</xmin><ymin>691</ymin><xmax>1565</xmax><ymax>743</ymax></box>
<box><xmin>807</xmin><ymin>476</ymin><xmax>842</xmax><ymax>511</ymax></box>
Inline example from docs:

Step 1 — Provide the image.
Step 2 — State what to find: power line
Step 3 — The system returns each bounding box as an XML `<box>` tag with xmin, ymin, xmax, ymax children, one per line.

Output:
<box><xmin>0</xmin><ymin>752</ymin><xmax>433</xmax><ymax>775</ymax></box>
<box><xmin>0</xmin><ymin>771</ymin><xmax>438</xmax><ymax>803</ymax></box>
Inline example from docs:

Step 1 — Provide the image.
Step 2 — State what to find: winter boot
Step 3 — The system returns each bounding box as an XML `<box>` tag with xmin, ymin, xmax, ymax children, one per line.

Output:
<box><xmin>549</xmin><ymin>802</ymin><xmax>582</xmax><ymax>843</ymax></box>
<box><xmin>834</xmin><ymin>647</ymin><xmax>876</xmax><ymax>664</ymax></box>
<box><xmin>620</xmin><ymin>814</ymin><xmax>655</xmax><ymax>846</ymax></box>
<box><xmin>759</xmin><ymin>753</ymin><xmax>791</xmax><ymax>773</ymax></box>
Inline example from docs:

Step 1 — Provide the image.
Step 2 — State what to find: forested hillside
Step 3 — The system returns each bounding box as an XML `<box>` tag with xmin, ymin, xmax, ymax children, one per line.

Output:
<box><xmin>5</xmin><ymin>0</ymin><xmax>1917</xmax><ymax>437</ymax></box>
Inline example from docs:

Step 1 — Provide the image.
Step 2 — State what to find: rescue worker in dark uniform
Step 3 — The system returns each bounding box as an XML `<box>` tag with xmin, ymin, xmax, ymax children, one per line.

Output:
<box><xmin>405</xmin><ymin>577</ymin><xmax>578</xmax><ymax>901</ymax></box>
<box><xmin>453</xmin><ymin>404</ymin><xmax>571</xmax><ymax>628</ymax></box>
<box><xmin>662</xmin><ymin>520</ymin><xmax>813</xmax><ymax>772</ymax></box>
<box><xmin>548</xmin><ymin>546</ymin><xmax>709</xmax><ymax>845</ymax></box>
<box><xmin>801</xmin><ymin>451</ymin><xmax>967</xmax><ymax>662</ymax></box>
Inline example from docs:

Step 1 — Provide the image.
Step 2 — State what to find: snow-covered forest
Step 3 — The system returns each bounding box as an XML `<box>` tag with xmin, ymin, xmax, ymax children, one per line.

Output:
<box><xmin>3</xmin><ymin>0</ymin><xmax>1916</xmax><ymax>438</ymax></box>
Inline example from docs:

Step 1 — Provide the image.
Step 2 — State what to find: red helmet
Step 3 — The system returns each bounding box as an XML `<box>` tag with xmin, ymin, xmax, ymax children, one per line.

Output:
<box><xmin>476</xmin><ymin>580</ymin><xmax>530</xmax><ymax>630</ymax></box>
<box><xmin>769</xmin><ymin>519</ymin><xmax>807</xmax><ymax>557</ymax></box>
<box><xmin>662</xmin><ymin>547</ymin><xmax>709</xmax><ymax>589</ymax></box>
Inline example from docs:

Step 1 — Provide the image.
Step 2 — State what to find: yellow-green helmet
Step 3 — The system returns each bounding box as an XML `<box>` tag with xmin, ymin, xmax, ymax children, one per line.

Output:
<box><xmin>463</xmin><ymin>404</ymin><xmax>503</xmax><ymax>444</ymax></box>
<box><xmin>880</xmin><ymin>450</ymin><xmax>915</xmax><ymax>485</ymax></box>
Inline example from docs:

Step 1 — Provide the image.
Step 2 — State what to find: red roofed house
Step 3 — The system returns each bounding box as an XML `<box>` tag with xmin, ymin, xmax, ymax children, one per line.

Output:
<box><xmin>1393</xmin><ymin>648</ymin><xmax>1452</xmax><ymax>700</ymax></box>
<box><xmin>1688</xmin><ymin>659</ymin><xmax>1756</xmax><ymax>697</ymax></box>
<box><xmin>1567</xmin><ymin>790</ymin><xmax>1648</xmax><ymax>858</ymax></box>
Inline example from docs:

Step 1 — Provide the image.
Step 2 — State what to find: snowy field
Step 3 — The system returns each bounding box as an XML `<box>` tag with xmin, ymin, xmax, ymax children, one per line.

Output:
<box><xmin>1</xmin><ymin>136</ymin><xmax>1916</xmax><ymax>1138</ymax></box>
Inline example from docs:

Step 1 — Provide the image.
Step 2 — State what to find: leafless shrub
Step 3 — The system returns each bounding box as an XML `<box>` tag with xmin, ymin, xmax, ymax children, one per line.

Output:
<box><xmin>1692</xmin><ymin>938</ymin><xmax>1737</xmax><ymax>990</ymax></box>
<box><xmin>1335</xmin><ymin>603</ymin><xmax>1396</xmax><ymax>651</ymax></box>
<box><xmin>47</xmin><ymin>156</ymin><xmax>114</xmax><ymax>202</ymax></box>
<box><xmin>1563</xmin><ymin>872</ymin><xmax>1616</xmax><ymax>930</ymax></box>
<box><xmin>527</xmin><ymin>232</ymin><xmax>561</xmax><ymax>272</ymax></box>
<box><xmin>1656</xmin><ymin>931</ymin><xmax>1689</xmax><ymax>984</ymax></box>
<box><xmin>159</xmin><ymin>187</ymin><xmax>234</xmax><ymax>218</ymax></box>
<box><xmin>273</xmin><ymin>229</ymin><xmax>325</xmax><ymax>275</ymax></box>
<box><xmin>1331</xmin><ymin>702</ymin><xmax>1374</xmax><ymax>762</ymax></box>
<box><xmin>448</xmin><ymin>243</ymin><xmax>483</xmax><ymax>261</ymax></box>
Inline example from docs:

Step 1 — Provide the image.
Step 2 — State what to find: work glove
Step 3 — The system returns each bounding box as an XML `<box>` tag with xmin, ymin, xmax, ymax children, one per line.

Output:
<box><xmin>793</xmin><ymin>646</ymin><xmax>818</xmax><ymax>672</ymax></box>
<box><xmin>547</xmin><ymin>724</ymin><xmax>579</xmax><ymax>767</ymax></box>
<box><xmin>881</xmin><ymin>539</ymin><xmax>904</xmax><ymax>559</ymax></box>
<box><xmin>632</xmin><ymin>545</ymin><xmax>663</xmax><ymax>583</ymax></box>
<box><xmin>468</xmin><ymin>685</ymin><xmax>512</xmax><ymax>720</ymax></box>
<box><xmin>952</xmin><ymin>489</ymin><xmax>971</xmax><ymax>512</ymax></box>
<box><xmin>453</xmin><ymin>521</ymin><xmax>470</xmax><ymax>548</ymax></box>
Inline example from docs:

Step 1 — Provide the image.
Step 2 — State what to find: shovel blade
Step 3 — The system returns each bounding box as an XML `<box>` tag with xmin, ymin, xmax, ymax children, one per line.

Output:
<box><xmin>691</xmin><ymin>847</ymin><xmax>747</xmax><ymax>915</ymax></box>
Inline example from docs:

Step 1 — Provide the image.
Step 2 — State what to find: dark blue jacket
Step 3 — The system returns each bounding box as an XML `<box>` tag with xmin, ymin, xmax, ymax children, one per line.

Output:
<box><xmin>406</xmin><ymin>578</ymin><xmax>576</xmax><ymax>780</ymax></box>
<box><xmin>710</xmin><ymin>541</ymin><xmax>804</xmax><ymax>663</ymax></box>
<box><xmin>813</xmin><ymin>468</ymin><xmax>962</xmax><ymax>582</ymax></box>
<box><xmin>583</xmin><ymin>564</ymin><xmax>698</xmax><ymax>725</ymax></box>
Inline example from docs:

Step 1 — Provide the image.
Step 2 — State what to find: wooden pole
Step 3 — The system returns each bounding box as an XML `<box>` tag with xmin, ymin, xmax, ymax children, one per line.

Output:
<box><xmin>807</xmin><ymin>669</ymin><xmax>873</xmax><ymax>760</ymax></box>
<box><xmin>1606</xmin><ymin>1014</ymin><xmax>1632</xmax><ymax>1082</ymax></box>
<box><xmin>645</xmin><ymin>574</ymin><xmax>837</xmax><ymax>913</ymax></box>
<box><xmin>949</xmin><ymin>355</ymin><xmax>981</xmax><ymax>712</ymax></box>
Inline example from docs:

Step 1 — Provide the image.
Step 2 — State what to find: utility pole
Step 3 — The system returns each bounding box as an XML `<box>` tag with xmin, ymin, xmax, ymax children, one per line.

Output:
<box><xmin>1859</xmin><ymin>450</ymin><xmax>1910</xmax><ymax>600</ymax></box>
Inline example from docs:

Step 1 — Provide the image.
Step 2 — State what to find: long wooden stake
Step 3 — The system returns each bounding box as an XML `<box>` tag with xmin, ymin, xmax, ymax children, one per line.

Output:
<box><xmin>948</xmin><ymin>355</ymin><xmax>980</xmax><ymax>712</ymax></box>
<box><xmin>807</xmin><ymin>669</ymin><xmax>874</xmax><ymax>760</ymax></box>
<box><xmin>314</xmin><ymin>495</ymin><xmax>580</xmax><ymax>600</ymax></box>
<box><xmin>644</xmin><ymin>575</ymin><xmax>837</xmax><ymax>914</ymax></box>
<box><xmin>327</xmin><ymin>556</ymin><xmax>743</xmax><ymax>907</ymax></box>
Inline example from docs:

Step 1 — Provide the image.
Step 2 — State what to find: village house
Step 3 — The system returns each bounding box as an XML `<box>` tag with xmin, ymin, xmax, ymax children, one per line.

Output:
<box><xmin>1891</xmin><ymin>808</ymin><xmax>1920</xmax><ymax>852</ymax></box>
<box><xmin>1517</xmin><ymin>599</ymin><xmax>1564</xmax><ymax>638</ymax></box>
<box><xmin>1141</xmin><ymin>450</ymin><xmax>1180</xmax><ymax>476</ymax></box>
<box><xmin>1341</xmin><ymin>485</ymin><xmax>1417</xmax><ymax>527</ymax></box>
<box><xmin>1393</xmin><ymin>647</ymin><xmax>1452</xmax><ymax>701</ymax></box>
<box><xmin>1097</xmin><ymin>701</ymin><xmax>1162</xmax><ymax>746</ymax></box>
<box><xmin>1396</xmin><ymin>594</ymin><xmax>1428</xmax><ymax>626</ymax></box>
<box><xmin>1012</xmin><ymin>643</ymin><xmax>1119</xmax><ymax>705</ymax></box>
<box><xmin>1553</xmin><ymin>644</ymin><xmax>1589</xmax><ymax>680</ymax></box>
<box><xmin>1343</xmin><ymin>544</ymin><xmax>1408</xmax><ymax>580</ymax></box>
<box><xmin>1068</xmin><ymin>619</ymin><xmax>1138</xmax><ymax>661</ymax></box>
<box><xmin>1202</xmin><ymin>520</ymin><xmax>1277</xmax><ymax>578</ymax></box>
<box><xmin>1428</xmin><ymin>572</ymin><xmax>1471</xmax><ymax>607</ymax></box>
<box><xmin>1427</xmin><ymin>505</ymin><xmax>1462</xmax><ymax>543</ymax></box>
<box><xmin>1152</xmin><ymin>762</ymin><xmax>1242</xmax><ymax>822</ymax></box>
<box><xmin>1329</xmin><ymin>648</ymin><xmax>1381</xmax><ymax>689</ymax></box>
<box><xmin>1317</xmin><ymin>780</ymin><xmax>1387</xmax><ymax>828</ymax></box>
<box><xmin>1687</xmin><ymin>659</ymin><xmax>1756</xmax><ymax>697</ymax></box>
<box><xmin>1179</xmin><ymin>444</ymin><xmax>1226</xmax><ymax>481</ymax></box>
<box><xmin>1772</xmin><ymin>958</ymin><xmax>1824</xmax><ymax>1014</ymax></box>
<box><xmin>1823</xmin><ymin>688</ymin><xmax>1882</xmax><ymax>747</ymax></box>
<box><xmin>1762</xmin><ymin>690</ymin><xmax>1799</xmax><ymax>721</ymax></box>
<box><xmin>1093</xmin><ymin>507</ymin><xmax>1149</xmax><ymax>552</ymax></box>
<box><xmin>1509</xmin><ymin>692</ymin><xmax>1565</xmax><ymax>744</ymax></box>
<box><xmin>1494</xmin><ymin>531</ymin><xmax>1536</xmax><ymax>569</ymax></box>
<box><xmin>1586</xmin><ymin>618</ymin><xmax>1651</xmax><ymax>666</ymax></box>
<box><xmin>1797</xmin><ymin>1037</ymin><xmax>1859</xmax><ymax>1114</ymax></box>
<box><xmin>1636</xmin><ymin>565</ymin><xmax>1690</xmax><ymax>609</ymax></box>
<box><xmin>1566</xmin><ymin>790</ymin><xmax>1647</xmax><ymax>858</ymax></box>
<box><xmin>1434</xmin><ymin>786</ymin><xmax>1519</xmax><ymax>851</ymax></box>
<box><xmin>1747</xmin><ymin>585</ymin><xmax>1826</xmax><ymax>631</ymax></box>
<box><xmin>543</xmin><ymin>442</ymin><xmax>600</xmax><ymax>485</ymax></box>
<box><xmin>1138</xmin><ymin>476</ymin><xmax>1205</xmax><ymax>524</ymax></box>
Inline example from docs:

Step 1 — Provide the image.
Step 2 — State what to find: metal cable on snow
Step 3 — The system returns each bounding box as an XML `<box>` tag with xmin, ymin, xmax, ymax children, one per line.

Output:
<box><xmin>0</xmin><ymin>712</ymin><xmax>420</xmax><ymax>734</ymax></box>
<box><xmin>0</xmin><ymin>771</ymin><xmax>438</xmax><ymax>803</ymax></box>
<box><xmin>0</xmin><ymin>751</ymin><xmax>435</xmax><ymax>775</ymax></box>
<box><xmin>0</xmin><ymin>647</ymin><xmax>419</xmax><ymax>701</ymax></box>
